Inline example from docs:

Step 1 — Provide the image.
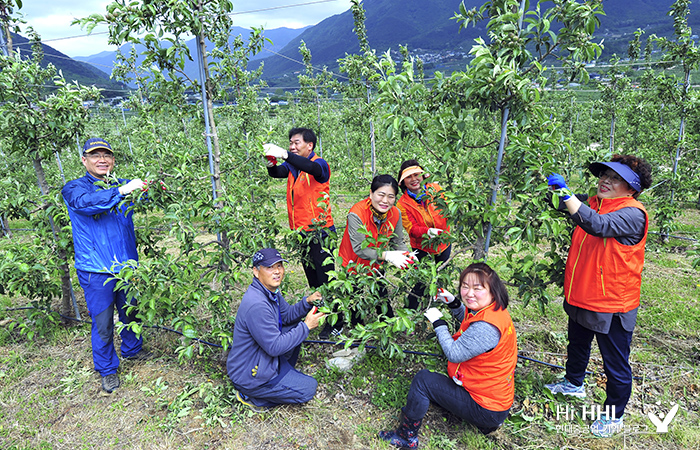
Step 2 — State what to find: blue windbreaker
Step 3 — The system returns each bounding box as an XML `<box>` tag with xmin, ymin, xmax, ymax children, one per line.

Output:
<box><xmin>62</xmin><ymin>172</ymin><xmax>138</xmax><ymax>273</ymax></box>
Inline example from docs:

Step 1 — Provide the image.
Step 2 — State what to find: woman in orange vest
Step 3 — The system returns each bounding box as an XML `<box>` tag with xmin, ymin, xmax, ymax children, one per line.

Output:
<box><xmin>334</xmin><ymin>174</ymin><xmax>416</xmax><ymax>330</ymax></box>
<box><xmin>379</xmin><ymin>263</ymin><xmax>517</xmax><ymax>448</ymax></box>
<box><xmin>396</xmin><ymin>159</ymin><xmax>452</xmax><ymax>309</ymax></box>
<box><xmin>545</xmin><ymin>155</ymin><xmax>652</xmax><ymax>438</ymax></box>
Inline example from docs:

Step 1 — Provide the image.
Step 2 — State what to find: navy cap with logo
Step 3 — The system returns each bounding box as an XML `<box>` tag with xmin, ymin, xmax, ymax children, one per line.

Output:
<box><xmin>252</xmin><ymin>248</ymin><xmax>288</xmax><ymax>267</ymax></box>
<box><xmin>83</xmin><ymin>138</ymin><xmax>113</xmax><ymax>154</ymax></box>
<box><xmin>588</xmin><ymin>161</ymin><xmax>642</xmax><ymax>192</ymax></box>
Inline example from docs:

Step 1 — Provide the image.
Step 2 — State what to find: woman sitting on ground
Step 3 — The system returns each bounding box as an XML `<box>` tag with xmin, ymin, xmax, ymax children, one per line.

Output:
<box><xmin>379</xmin><ymin>262</ymin><xmax>518</xmax><ymax>448</ymax></box>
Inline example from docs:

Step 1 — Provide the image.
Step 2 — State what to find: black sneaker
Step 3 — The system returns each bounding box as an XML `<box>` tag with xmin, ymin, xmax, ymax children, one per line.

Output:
<box><xmin>319</xmin><ymin>323</ymin><xmax>333</xmax><ymax>340</ymax></box>
<box><xmin>331</xmin><ymin>327</ymin><xmax>344</xmax><ymax>338</ymax></box>
<box><xmin>102</xmin><ymin>373</ymin><xmax>120</xmax><ymax>393</ymax></box>
<box><xmin>124</xmin><ymin>350</ymin><xmax>154</xmax><ymax>361</ymax></box>
<box><xmin>319</xmin><ymin>324</ymin><xmax>343</xmax><ymax>340</ymax></box>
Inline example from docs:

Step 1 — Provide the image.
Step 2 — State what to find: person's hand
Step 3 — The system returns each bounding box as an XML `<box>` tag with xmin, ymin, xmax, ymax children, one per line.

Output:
<box><xmin>384</xmin><ymin>250</ymin><xmax>412</xmax><ymax>269</ymax></box>
<box><xmin>547</xmin><ymin>173</ymin><xmax>571</xmax><ymax>200</ymax></box>
<box><xmin>427</xmin><ymin>228</ymin><xmax>443</xmax><ymax>238</ymax></box>
<box><xmin>264</xmin><ymin>143</ymin><xmax>288</xmax><ymax>160</ymax></box>
<box><xmin>306</xmin><ymin>291</ymin><xmax>322</xmax><ymax>304</ymax></box>
<box><xmin>424</xmin><ymin>307</ymin><xmax>443</xmax><ymax>323</ymax></box>
<box><xmin>264</xmin><ymin>155</ymin><xmax>277</xmax><ymax>167</ymax></box>
<box><xmin>119</xmin><ymin>179</ymin><xmax>145</xmax><ymax>195</ymax></box>
<box><xmin>304</xmin><ymin>306</ymin><xmax>326</xmax><ymax>330</ymax></box>
<box><xmin>435</xmin><ymin>287</ymin><xmax>461</xmax><ymax>309</ymax></box>
<box><xmin>435</xmin><ymin>288</ymin><xmax>454</xmax><ymax>303</ymax></box>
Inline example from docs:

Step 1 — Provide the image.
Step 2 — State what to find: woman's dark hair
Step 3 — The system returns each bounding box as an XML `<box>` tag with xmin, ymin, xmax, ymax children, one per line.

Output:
<box><xmin>458</xmin><ymin>262</ymin><xmax>509</xmax><ymax>311</ymax></box>
<box><xmin>397</xmin><ymin>159</ymin><xmax>423</xmax><ymax>191</ymax></box>
<box><xmin>288</xmin><ymin>127</ymin><xmax>317</xmax><ymax>148</ymax></box>
<box><xmin>611</xmin><ymin>154</ymin><xmax>652</xmax><ymax>199</ymax></box>
<box><xmin>370</xmin><ymin>174</ymin><xmax>399</xmax><ymax>195</ymax></box>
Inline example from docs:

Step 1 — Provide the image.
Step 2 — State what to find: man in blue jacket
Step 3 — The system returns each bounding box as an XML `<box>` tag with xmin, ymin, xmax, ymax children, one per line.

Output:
<box><xmin>62</xmin><ymin>138</ymin><xmax>150</xmax><ymax>393</ymax></box>
<box><xmin>227</xmin><ymin>248</ymin><xmax>325</xmax><ymax>412</ymax></box>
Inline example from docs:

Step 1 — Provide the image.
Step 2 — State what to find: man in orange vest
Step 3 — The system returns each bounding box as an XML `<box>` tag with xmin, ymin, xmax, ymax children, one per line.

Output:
<box><xmin>264</xmin><ymin>128</ymin><xmax>335</xmax><ymax>293</ymax></box>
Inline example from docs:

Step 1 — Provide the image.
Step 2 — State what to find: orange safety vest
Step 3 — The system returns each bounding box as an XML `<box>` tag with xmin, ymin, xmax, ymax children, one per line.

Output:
<box><xmin>564</xmin><ymin>196</ymin><xmax>648</xmax><ymax>313</ymax></box>
<box><xmin>286</xmin><ymin>153</ymin><xmax>334</xmax><ymax>231</ymax></box>
<box><xmin>447</xmin><ymin>302</ymin><xmax>517</xmax><ymax>411</ymax></box>
<box><xmin>396</xmin><ymin>182</ymin><xmax>450</xmax><ymax>255</ymax></box>
<box><xmin>338</xmin><ymin>198</ymin><xmax>401</xmax><ymax>269</ymax></box>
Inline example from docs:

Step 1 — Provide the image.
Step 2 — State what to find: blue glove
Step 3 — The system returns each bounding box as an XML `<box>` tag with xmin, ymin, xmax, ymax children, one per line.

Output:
<box><xmin>547</xmin><ymin>173</ymin><xmax>571</xmax><ymax>200</ymax></box>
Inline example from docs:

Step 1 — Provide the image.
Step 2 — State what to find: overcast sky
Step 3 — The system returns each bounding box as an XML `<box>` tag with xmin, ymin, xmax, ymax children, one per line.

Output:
<box><xmin>15</xmin><ymin>0</ymin><xmax>351</xmax><ymax>57</ymax></box>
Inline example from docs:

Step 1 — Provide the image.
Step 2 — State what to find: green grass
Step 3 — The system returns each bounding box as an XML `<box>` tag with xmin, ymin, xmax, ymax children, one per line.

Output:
<box><xmin>1</xmin><ymin>205</ymin><xmax>699</xmax><ymax>449</ymax></box>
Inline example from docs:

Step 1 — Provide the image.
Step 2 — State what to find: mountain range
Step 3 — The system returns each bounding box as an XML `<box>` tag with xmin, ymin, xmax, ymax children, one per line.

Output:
<box><xmin>255</xmin><ymin>0</ymin><xmax>700</xmax><ymax>80</ymax></box>
<box><xmin>74</xmin><ymin>26</ymin><xmax>310</xmax><ymax>88</ymax></box>
<box><xmin>9</xmin><ymin>0</ymin><xmax>700</xmax><ymax>93</ymax></box>
<box><xmin>8</xmin><ymin>32</ymin><xmax>127</xmax><ymax>96</ymax></box>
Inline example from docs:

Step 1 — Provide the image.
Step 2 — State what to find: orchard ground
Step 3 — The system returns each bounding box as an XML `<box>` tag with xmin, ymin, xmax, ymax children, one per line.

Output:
<box><xmin>1</xmin><ymin>206</ymin><xmax>699</xmax><ymax>450</ymax></box>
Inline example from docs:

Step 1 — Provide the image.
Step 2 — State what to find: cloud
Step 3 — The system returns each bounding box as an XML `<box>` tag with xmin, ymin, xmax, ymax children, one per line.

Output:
<box><xmin>14</xmin><ymin>0</ymin><xmax>351</xmax><ymax>57</ymax></box>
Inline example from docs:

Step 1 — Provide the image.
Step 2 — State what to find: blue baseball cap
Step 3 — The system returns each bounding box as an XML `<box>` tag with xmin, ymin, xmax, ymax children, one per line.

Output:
<box><xmin>589</xmin><ymin>161</ymin><xmax>642</xmax><ymax>192</ymax></box>
<box><xmin>83</xmin><ymin>138</ymin><xmax>113</xmax><ymax>154</ymax></box>
<box><xmin>252</xmin><ymin>248</ymin><xmax>288</xmax><ymax>267</ymax></box>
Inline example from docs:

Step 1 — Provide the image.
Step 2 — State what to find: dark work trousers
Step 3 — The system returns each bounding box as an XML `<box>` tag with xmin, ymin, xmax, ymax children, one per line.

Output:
<box><xmin>403</xmin><ymin>369</ymin><xmax>510</xmax><ymax>434</ymax></box>
<box><xmin>236</xmin><ymin>325</ymin><xmax>317</xmax><ymax>407</ymax></box>
<box><xmin>77</xmin><ymin>270</ymin><xmax>143</xmax><ymax>376</ymax></box>
<box><xmin>565</xmin><ymin>316</ymin><xmax>634</xmax><ymax>417</ymax></box>
<box><xmin>407</xmin><ymin>245</ymin><xmax>452</xmax><ymax>309</ymax></box>
<box><xmin>299</xmin><ymin>227</ymin><xmax>335</xmax><ymax>289</ymax></box>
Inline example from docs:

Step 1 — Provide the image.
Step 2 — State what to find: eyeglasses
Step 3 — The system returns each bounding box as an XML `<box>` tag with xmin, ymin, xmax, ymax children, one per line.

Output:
<box><xmin>599</xmin><ymin>170</ymin><xmax>623</xmax><ymax>183</ymax></box>
<box><xmin>84</xmin><ymin>152</ymin><xmax>114</xmax><ymax>161</ymax></box>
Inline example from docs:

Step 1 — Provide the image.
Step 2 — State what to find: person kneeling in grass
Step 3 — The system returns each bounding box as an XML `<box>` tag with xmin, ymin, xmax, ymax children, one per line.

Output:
<box><xmin>379</xmin><ymin>263</ymin><xmax>517</xmax><ymax>448</ymax></box>
<box><xmin>227</xmin><ymin>248</ymin><xmax>325</xmax><ymax>412</ymax></box>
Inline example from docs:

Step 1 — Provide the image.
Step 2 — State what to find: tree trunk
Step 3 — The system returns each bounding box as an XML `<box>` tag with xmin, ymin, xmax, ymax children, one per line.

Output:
<box><xmin>472</xmin><ymin>223</ymin><xmax>487</xmax><ymax>261</ymax></box>
<box><xmin>608</xmin><ymin>112</ymin><xmax>616</xmax><ymax>153</ymax></box>
<box><xmin>33</xmin><ymin>155</ymin><xmax>74</xmax><ymax>321</ymax></box>
<box><xmin>196</xmin><ymin>29</ymin><xmax>231</xmax><ymax>279</ymax></box>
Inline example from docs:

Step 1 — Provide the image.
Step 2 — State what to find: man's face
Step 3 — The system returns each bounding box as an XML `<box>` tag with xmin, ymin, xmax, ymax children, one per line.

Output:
<box><xmin>81</xmin><ymin>150</ymin><xmax>114</xmax><ymax>180</ymax></box>
<box><xmin>253</xmin><ymin>262</ymin><xmax>285</xmax><ymax>292</ymax></box>
<box><xmin>288</xmin><ymin>133</ymin><xmax>313</xmax><ymax>159</ymax></box>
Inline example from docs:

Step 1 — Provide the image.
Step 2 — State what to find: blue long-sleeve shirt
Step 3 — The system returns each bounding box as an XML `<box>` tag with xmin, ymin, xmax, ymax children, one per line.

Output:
<box><xmin>227</xmin><ymin>277</ymin><xmax>313</xmax><ymax>390</ymax></box>
<box><xmin>61</xmin><ymin>172</ymin><xmax>138</xmax><ymax>273</ymax></box>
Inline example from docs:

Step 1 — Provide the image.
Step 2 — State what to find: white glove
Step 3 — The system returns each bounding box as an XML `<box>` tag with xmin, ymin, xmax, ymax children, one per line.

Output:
<box><xmin>384</xmin><ymin>250</ymin><xmax>411</xmax><ymax>269</ymax></box>
<box><xmin>427</xmin><ymin>228</ymin><xmax>443</xmax><ymax>238</ymax></box>
<box><xmin>424</xmin><ymin>307</ymin><xmax>443</xmax><ymax>323</ymax></box>
<box><xmin>263</xmin><ymin>143</ymin><xmax>288</xmax><ymax>160</ymax></box>
<box><xmin>434</xmin><ymin>288</ymin><xmax>455</xmax><ymax>304</ymax></box>
<box><xmin>119</xmin><ymin>179</ymin><xmax>144</xmax><ymax>195</ymax></box>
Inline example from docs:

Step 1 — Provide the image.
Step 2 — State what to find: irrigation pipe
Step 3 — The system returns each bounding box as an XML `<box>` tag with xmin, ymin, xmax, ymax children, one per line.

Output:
<box><xmin>2</xmin><ymin>306</ymin><xmax>675</xmax><ymax>382</ymax></box>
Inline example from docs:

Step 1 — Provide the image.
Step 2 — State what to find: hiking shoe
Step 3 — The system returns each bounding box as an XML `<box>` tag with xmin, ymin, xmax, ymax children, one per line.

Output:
<box><xmin>235</xmin><ymin>390</ymin><xmax>269</xmax><ymax>414</ymax></box>
<box><xmin>318</xmin><ymin>324</ymin><xmax>343</xmax><ymax>340</ymax></box>
<box><xmin>124</xmin><ymin>350</ymin><xmax>154</xmax><ymax>361</ymax></box>
<box><xmin>590</xmin><ymin>415</ymin><xmax>624</xmax><ymax>437</ymax></box>
<box><xmin>318</xmin><ymin>323</ymin><xmax>333</xmax><ymax>340</ymax></box>
<box><xmin>101</xmin><ymin>373</ymin><xmax>120</xmax><ymax>393</ymax></box>
<box><xmin>544</xmin><ymin>378</ymin><xmax>586</xmax><ymax>398</ymax></box>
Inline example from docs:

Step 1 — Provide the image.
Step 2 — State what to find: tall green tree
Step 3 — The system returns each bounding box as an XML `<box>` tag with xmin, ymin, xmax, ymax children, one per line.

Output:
<box><xmin>0</xmin><ymin>32</ymin><xmax>98</xmax><ymax>322</ymax></box>
<box><xmin>374</xmin><ymin>0</ymin><xmax>606</xmax><ymax>309</ymax></box>
<box><xmin>75</xmin><ymin>0</ymin><xmax>267</xmax><ymax>252</ymax></box>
